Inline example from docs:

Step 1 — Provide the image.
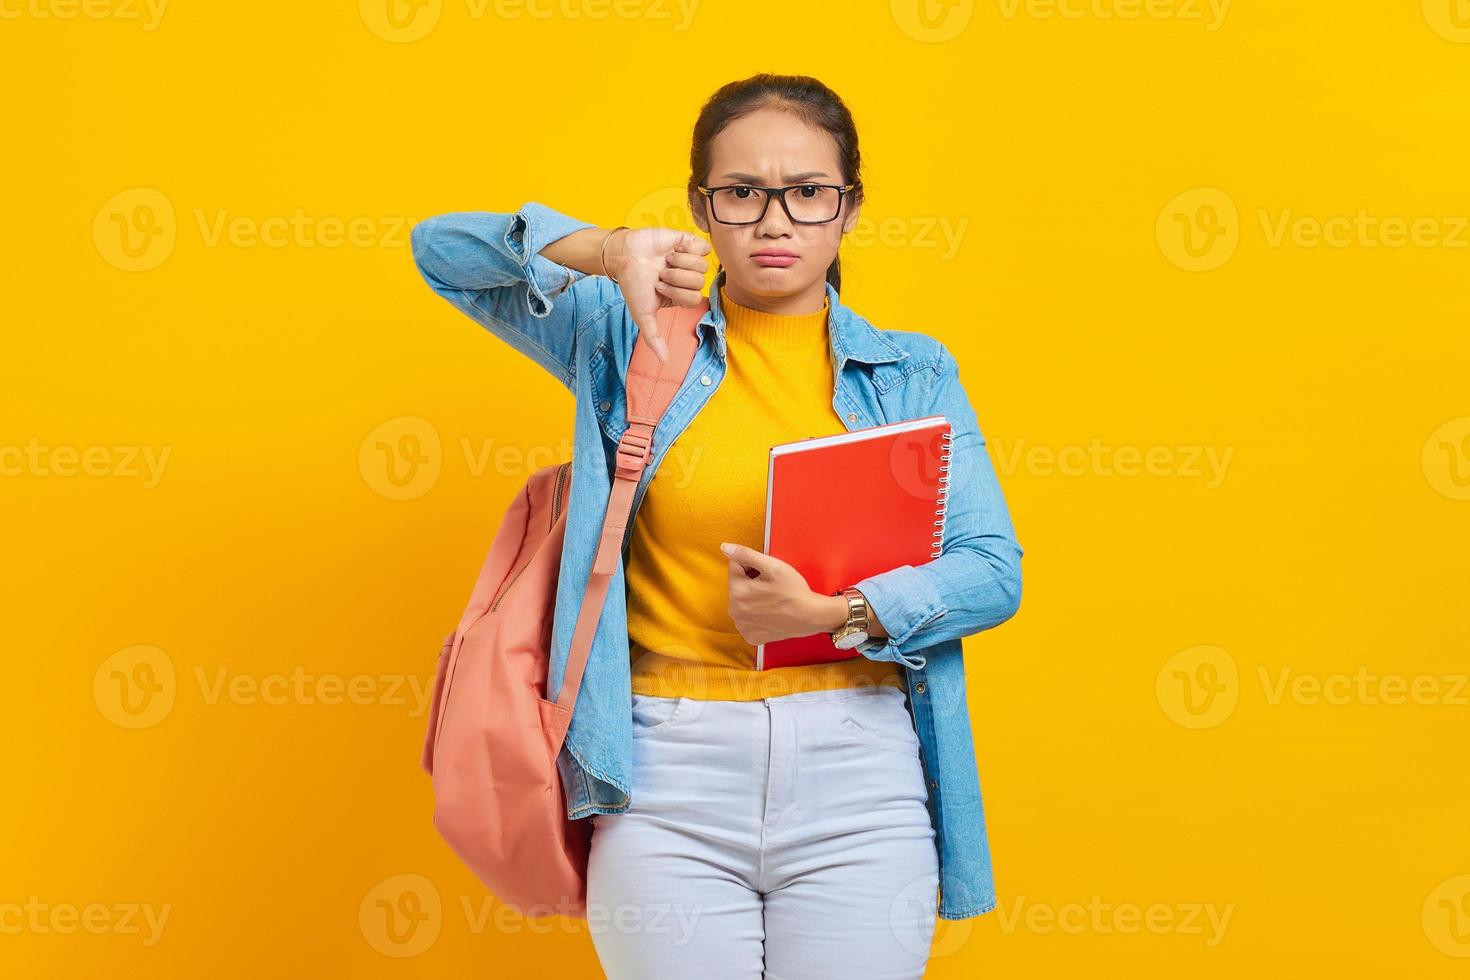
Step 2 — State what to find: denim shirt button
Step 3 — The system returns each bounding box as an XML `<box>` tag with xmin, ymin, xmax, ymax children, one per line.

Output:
<box><xmin>846</xmin><ymin>412</ymin><xmax>858</xmax><ymax>422</ymax></box>
<box><xmin>699</xmin><ymin>374</ymin><xmax>711</xmax><ymax>386</ymax></box>
<box><xmin>599</xmin><ymin>399</ymin><xmax>611</xmax><ymax>412</ymax></box>
<box><xmin>915</xmin><ymin>681</ymin><xmax>926</xmax><ymax>694</ymax></box>
<box><xmin>929</xmin><ymin>778</ymin><xmax>939</xmax><ymax>789</ymax></box>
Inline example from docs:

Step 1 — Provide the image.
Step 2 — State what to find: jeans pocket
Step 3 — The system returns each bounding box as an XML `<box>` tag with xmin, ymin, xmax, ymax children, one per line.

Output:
<box><xmin>837</xmin><ymin>690</ymin><xmax>921</xmax><ymax>756</ymax></box>
<box><xmin>631</xmin><ymin>695</ymin><xmax>689</xmax><ymax>739</ymax></box>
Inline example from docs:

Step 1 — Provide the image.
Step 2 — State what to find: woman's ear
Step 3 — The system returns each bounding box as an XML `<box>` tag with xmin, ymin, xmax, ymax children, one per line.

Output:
<box><xmin>690</xmin><ymin>193</ymin><xmax>710</xmax><ymax>235</ymax></box>
<box><xmin>840</xmin><ymin>197</ymin><xmax>861</xmax><ymax>235</ymax></box>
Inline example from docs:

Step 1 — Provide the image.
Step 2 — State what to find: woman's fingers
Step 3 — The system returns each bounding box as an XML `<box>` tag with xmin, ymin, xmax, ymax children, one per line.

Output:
<box><xmin>658</xmin><ymin>264</ymin><xmax>706</xmax><ymax>290</ymax></box>
<box><xmin>662</xmin><ymin>249</ymin><xmax>709</xmax><ymax>273</ymax></box>
<box><xmin>672</xmin><ymin>231</ymin><xmax>713</xmax><ymax>256</ymax></box>
<box><xmin>652</xmin><ymin>280</ymin><xmax>705</xmax><ymax>306</ymax></box>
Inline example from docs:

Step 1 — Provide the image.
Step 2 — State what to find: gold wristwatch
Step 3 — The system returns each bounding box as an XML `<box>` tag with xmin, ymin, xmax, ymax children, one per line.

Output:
<box><xmin>830</xmin><ymin>586</ymin><xmax>871</xmax><ymax>651</ymax></box>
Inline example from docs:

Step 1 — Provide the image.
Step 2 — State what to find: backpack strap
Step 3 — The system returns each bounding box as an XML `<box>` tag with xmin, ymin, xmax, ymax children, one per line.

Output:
<box><xmin>556</xmin><ymin>298</ymin><xmax>710</xmax><ymax>713</ymax></box>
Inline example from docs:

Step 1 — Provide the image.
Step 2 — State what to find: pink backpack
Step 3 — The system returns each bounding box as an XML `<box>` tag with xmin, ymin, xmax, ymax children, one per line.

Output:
<box><xmin>420</xmin><ymin>299</ymin><xmax>709</xmax><ymax>919</ymax></box>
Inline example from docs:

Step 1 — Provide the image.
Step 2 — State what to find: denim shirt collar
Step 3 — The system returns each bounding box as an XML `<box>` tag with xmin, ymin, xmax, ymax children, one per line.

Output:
<box><xmin>698</xmin><ymin>273</ymin><xmax>910</xmax><ymax>371</ymax></box>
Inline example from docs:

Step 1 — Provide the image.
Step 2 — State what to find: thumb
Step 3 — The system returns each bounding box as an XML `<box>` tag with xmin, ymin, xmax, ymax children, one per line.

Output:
<box><xmin>630</xmin><ymin>310</ymin><xmax>670</xmax><ymax>364</ymax></box>
<box><xmin>721</xmin><ymin>542</ymin><xmax>769</xmax><ymax>575</ymax></box>
<box><xmin>673</xmin><ymin>231</ymin><xmax>713</xmax><ymax>256</ymax></box>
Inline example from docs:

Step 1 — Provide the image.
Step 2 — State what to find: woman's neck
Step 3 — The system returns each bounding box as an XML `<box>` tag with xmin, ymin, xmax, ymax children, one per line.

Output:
<box><xmin>719</xmin><ymin>276</ymin><xmax>828</xmax><ymax>316</ymax></box>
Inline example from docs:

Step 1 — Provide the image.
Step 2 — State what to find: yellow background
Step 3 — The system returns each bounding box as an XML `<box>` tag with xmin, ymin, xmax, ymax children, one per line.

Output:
<box><xmin>3</xmin><ymin>0</ymin><xmax>1469</xmax><ymax>976</ymax></box>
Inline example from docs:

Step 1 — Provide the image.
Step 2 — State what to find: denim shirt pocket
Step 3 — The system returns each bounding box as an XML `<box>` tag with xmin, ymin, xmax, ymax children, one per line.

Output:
<box><xmin>588</xmin><ymin>341</ymin><xmax>628</xmax><ymax>443</ymax></box>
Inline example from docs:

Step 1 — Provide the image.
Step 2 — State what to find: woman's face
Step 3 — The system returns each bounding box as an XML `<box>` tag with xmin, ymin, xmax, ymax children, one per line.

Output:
<box><xmin>691</xmin><ymin>107</ymin><xmax>860</xmax><ymax>304</ymax></box>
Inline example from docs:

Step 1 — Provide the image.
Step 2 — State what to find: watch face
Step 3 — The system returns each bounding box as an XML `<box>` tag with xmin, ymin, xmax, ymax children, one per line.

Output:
<box><xmin>833</xmin><ymin>629</ymin><xmax>869</xmax><ymax>651</ymax></box>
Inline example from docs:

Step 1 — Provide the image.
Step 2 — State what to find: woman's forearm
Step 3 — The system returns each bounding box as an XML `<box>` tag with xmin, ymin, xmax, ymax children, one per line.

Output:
<box><xmin>542</xmin><ymin>226</ymin><xmax>629</xmax><ymax>279</ymax></box>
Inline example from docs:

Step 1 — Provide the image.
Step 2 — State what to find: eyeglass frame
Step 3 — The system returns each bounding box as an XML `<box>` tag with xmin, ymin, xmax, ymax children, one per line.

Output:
<box><xmin>694</xmin><ymin>181</ymin><xmax>859</xmax><ymax>226</ymax></box>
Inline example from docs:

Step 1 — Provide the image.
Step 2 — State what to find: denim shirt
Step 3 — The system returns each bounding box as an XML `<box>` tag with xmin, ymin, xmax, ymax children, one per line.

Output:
<box><xmin>410</xmin><ymin>203</ymin><xmax>1024</xmax><ymax>920</ymax></box>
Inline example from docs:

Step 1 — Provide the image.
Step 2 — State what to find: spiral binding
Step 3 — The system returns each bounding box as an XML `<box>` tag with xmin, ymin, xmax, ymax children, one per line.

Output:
<box><xmin>932</xmin><ymin>427</ymin><xmax>953</xmax><ymax>557</ymax></box>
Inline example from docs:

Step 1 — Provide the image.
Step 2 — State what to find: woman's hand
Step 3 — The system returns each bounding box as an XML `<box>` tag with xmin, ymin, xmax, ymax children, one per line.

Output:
<box><xmin>606</xmin><ymin>227</ymin><xmax>712</xmax><ymax>364</ymax></box>
<box><xmin>719</xmin><ymin>542</ymin><xmax>844</xmax><ymax>646</ymax></box>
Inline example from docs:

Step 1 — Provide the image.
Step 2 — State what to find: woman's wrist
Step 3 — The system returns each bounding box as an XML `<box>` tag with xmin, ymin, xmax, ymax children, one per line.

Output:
<box><xmin>541</xmin><ymin>226</ymin><xmax>629</xmax><ymax>279</ymax></box>
<box><xmin>601</xmin><ymin>226</ymin><xmax>630</xmax><ymax>282</ymax></box>
<box><xmin>810</xmin><ymin>592</ymin><xmax>850</xmax><ymax>633</ymax></box>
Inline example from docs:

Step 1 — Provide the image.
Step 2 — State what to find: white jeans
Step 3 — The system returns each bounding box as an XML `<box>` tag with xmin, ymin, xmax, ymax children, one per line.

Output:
<box><xmin>586</xmin><ymin>684</ymin><xmax>939</xmax><ymax>979</ymax></box>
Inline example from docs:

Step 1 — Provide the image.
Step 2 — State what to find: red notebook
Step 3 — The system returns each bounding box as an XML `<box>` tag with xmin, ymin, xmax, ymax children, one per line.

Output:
<box><xmin>756</xmin><ymin>414</ymin><xmax>953</xmax><ymax>671</ymax></box>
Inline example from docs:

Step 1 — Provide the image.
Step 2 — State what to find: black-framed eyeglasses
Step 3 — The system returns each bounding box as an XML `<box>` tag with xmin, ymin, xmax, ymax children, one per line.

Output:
<box><xmin>695</xmin><ymin>182</ymin><xmax>858</xmax><ymax>225</ymax></box>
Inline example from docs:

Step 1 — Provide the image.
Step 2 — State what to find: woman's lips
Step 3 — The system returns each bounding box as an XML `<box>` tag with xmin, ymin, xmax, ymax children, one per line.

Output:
<box><xmin>751</xmin><ymin>253</ymin><xmax>798</xmax><ymax>267</ymax></box>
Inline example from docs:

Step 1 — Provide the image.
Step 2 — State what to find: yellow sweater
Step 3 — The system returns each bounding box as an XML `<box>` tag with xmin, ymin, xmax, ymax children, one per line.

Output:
<box><xmin>625</xmin><ymin>285</ymin><xmax>904</xmax><ymax>701</ymax></box>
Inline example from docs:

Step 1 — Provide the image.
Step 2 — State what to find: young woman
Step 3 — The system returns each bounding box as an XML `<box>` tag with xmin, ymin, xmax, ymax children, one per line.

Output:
<box><xmin>411</xmin><ymin>73</ymin><xmax>1023</xmax><ymax>979</ymax></box>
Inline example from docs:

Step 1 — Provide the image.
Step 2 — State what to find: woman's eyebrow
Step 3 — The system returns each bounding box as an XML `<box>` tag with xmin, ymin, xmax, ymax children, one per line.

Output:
<box><xmin>718</xmin><ymin>171</ymin><xmax>832</xmax><ymax>183</ymax></box>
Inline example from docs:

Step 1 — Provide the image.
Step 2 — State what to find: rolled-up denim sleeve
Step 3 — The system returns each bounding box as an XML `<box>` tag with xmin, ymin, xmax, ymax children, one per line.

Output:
<box><xmin>851</xmin><ymin>344</ymin><xmax>1023</xmax><ymax>669</ymax></box>
<box><xmin>409</xmin><ymin>202</ymin><xmax>619</xmax><ymax>391</ymax></box>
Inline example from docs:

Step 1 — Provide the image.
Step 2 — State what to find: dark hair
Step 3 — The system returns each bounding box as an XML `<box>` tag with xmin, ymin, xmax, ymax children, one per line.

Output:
<box><xmin>687</xmin><ymin>73</ymin><xmax>863</xmax><ymax>294</ymax></box>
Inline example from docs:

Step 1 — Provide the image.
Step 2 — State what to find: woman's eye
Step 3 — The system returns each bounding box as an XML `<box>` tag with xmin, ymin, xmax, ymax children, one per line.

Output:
<box><xmin>732</xmin><ymin>186</ymin><xmax>758</xmax><ymax>199</ymax></box>
<box><xmin>796</xmin><ymin>185</ymin><xmax>819</xmax><ymax>198</ymax></box>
